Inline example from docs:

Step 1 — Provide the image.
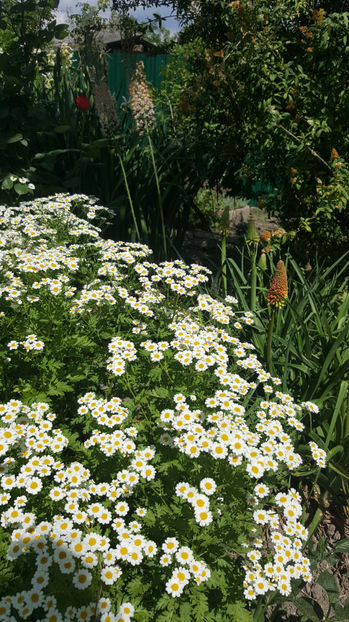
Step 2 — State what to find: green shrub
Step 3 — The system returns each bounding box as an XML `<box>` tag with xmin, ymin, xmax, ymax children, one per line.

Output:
<box><xmin>0</xmin><ymin>0</ymin><xmax>69</xmax><ymax>197</ymax></box>
<box><xmin>0</xmin><ymin>194</ymin><xmax>328</xmax><ymax>620</ymax></box>
<box><xmin>163</xmin><ymin>1</ymin><xmax>349</xmax><ymax>257</ymax></box>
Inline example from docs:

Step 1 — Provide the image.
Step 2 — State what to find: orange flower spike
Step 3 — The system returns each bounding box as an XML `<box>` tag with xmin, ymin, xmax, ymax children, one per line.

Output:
<box><xmin>266</xmin><ymin>260</ymin><xmax>288</xmax><ymax>309</ymax></box>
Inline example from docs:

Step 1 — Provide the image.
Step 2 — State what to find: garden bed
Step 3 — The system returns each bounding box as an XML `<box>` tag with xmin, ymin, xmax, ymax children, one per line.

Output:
<box><xmin>0</xmin><ymin>194</ymin><xmax>337</xmax><ymax>621</ymax></box>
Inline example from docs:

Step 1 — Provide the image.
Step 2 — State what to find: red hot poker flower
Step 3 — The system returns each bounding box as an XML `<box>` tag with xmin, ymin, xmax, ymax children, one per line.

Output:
<box><xmin>76</xmin><ymin>95</ymin><xmax>90</xmax><ymax>111</ymax></box>
<box><xmin>266</xmin><ymin>260</ymin><xmax>288</xmax><ymax>309</ymax></box>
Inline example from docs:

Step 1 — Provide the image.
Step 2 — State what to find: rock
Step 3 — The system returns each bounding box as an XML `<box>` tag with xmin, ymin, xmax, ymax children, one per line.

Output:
<box><xmin>182</xmin><ymin>206</ymin><xmax>282</xmax><ymax>267</ymax></box>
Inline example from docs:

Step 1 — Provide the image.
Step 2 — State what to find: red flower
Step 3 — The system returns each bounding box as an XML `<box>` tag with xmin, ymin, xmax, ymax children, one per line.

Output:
<box><xmin>76</xmin><ymin>95</ymin><xmax>90</xmax><ymax>111</ymax></box>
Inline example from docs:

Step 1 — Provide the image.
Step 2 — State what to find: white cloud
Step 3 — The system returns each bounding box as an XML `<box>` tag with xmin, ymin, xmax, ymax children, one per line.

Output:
<box><xmin>57</xmin><ymin>0</ymin><xmax>81</xmax><ymax>10</ymax></box>
<box><xmin>55</xmin><ymin>9</ymin><xmax>69</xmax><ymax>24</ymax></box>
<box><xmin>55</xmin><ymin>0</ymin><xmax>102</xmax><ymax>22</ymax></box>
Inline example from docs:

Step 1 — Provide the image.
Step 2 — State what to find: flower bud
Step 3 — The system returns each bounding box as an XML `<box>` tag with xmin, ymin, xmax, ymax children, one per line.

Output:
<box><xmin>258</xmin><ymin>250</ymin><xmax>267</xmax><ymax>271</ymax></box>
<box><xmin>246</xmin><ymin>215</ymin><xmax>259</xmax><ymax>245</ymax></box>
<box><xmin>218</xmin><ymin>206</ymin><xmax>230</xmax><ymax>237</ymax></box>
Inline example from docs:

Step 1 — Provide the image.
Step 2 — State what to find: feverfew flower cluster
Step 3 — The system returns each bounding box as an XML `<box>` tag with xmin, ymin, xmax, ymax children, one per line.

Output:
<box><xmin>0</xmin><ymin>398</ymin><xmax>157</xmax><ymax>619</ymax></box>
<box><xmin>0</xmin><ymin>595</ymin><xmax>134</xmax><ymax>622</ymax></box>
<box><xmin>0</xmin><ymin>194</ymin><xmax>327</xmax><ymax>616</ymax></box>
<box><xmin>157</xmin><ymin>391</ymin><xmax>320</xmax><ymax>600</ymax></box>
<box><xmin>146</xmin><ymin>487</ymin><xmax>213</xmax><ymax>598</ymax></box>
<box><xmin>163</xmin><ymin>537</ymin><xmax>211</xmax><ymax>597</ymax></box>
<box><xmin>0</xmin><ymin>400</ymin><xmax>68</xmax><ymax>462</ymax></box>
<box><xmin>243</xmin><ymin>487</ymin><xmax>310</xmax><ymax>599</ymax></box>
<box><xmin>107</xmin><ymin>337</ymin><xmax>137</xmax><ymax>377</ymax></box>
<box><xmin>7</xmin><ymin>334</ymin><xmax>44</xmax><ymax>352</ymax></box>
<box><xmin>159</xmin><ymin>390</ymin><xmax>305</xmax><ymax>475</ymax></box>
<box><xmin>78</xmin><ymin>392</ymin><xmax>128</xmax><ymax>428</ymax></box>
<box><xmin>141</xmin><ymin>339</ymin><xmax>170</xmax><ymax>362</ymax></box>
<box><xmin>176</xmin><ymin>479</ymin><xmax>216</xmax><ymax>526</ymax></box>
<box><xmin>196</xmin><ymin>293</ymin><xmax>254</xmax><ymax>326</ymax></box>
<box><xmin>309</xmin><ymin>441</ymin><xmax>326</xmax><ymax>468</ymax></box>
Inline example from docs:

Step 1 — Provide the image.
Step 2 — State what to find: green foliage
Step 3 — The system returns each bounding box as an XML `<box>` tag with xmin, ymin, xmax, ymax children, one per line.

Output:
<box><xmin>225</xmin><ymin>240</ymin><xmax>349</xmax><ymax>506</ymax></box>
<box><xmin>0</xmin><ymin>530</ymin><xmax>16</xmax><ymax>594</ymax></box>
<box><xmin>0</xmin><ymin>193</ymin><xmax>328</xmax><ymax>620</ymax></box>
<box><xmin>0</xmin><ymin>0</ymin><xmax>69</xmax><ymax>195</ymax></box>
<box><xmin>189</xmin><ymin>183</ymin><xmax>247</xmax><ymax>232</ymax></box>
<box><xmin>157</xmin><ymin>39</ymin><xmax>242</xmax><ymax>193</ymax></box>
<box><xmin>106</xmin><ymin>125</ymin><xmax>202</xmax><ymax>259</ymax></box>
<box><xmin>1</xmin><ymin>172</ymin><xmax>35</xmax><ymax>202</ymax></box>
<box><xmin>163</xmin><ymin>0</ymin><xmax>349</xmax><ymax>257</ymax></box>
<box><xmin>283</xmin><ymin>536</ymin><xmax>349</xmax><ymax>622</ymax></box>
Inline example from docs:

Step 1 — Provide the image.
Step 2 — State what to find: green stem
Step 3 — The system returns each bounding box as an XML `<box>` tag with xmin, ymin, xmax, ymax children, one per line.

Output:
<box><xmin>146</xmin><ymin>130</ymin><xmax>167</xmax><ymax>259</ymax></box>
<box><xmin>306</xmin><ymin>490</ymin><xmax>329</xmax><ymax>544</ymax></box>
<box><xmin>345</xmin><ymin>387</ymin><xmax>349</xmax><ymax>439</ymax></box>
<box><xmin>221</xmin><ymin>233</ymin><xmax>227</xmax><ymax>297</ymax></box>
<box><xmin>267</xmin><ymin>309</ymin><xmax>275</xmax><ymax>375</ymax></box>
<box><xmin>154</xmin><ymin>488</ymin><xmax>172</xmax><ymax>511</ymax></box>
<box><xmin>124</xmin><ymin>371</ymin><xmax>138</xmax><ymax>401</ymax></box>
<box><xmin>118</xmin><ymin>153</ymin><xmax>141</xmax><ymax>242</ymax></box>
<box><xmin>92</xmin><ymin>557</ymin><xmax>104</xmax><ymax>621</ymax></box>
<box><xmin>162</xmin><ymin>359</ymin><xmax>172</xmax><ymax>382</ymax></box>
<box><xmin>125</xmin><ymin>373</ymin><xmax>150</xmax><ymax>423</ymax></box>
<box><xmin>253</xmin><ymin>599</ymin><xmax>266</xmax><ymax>622</ymax></box>
<box><xmin>250</xmin><ymin>243</ymin><xmax>257</xmax><ymax>312</ymax></box>
<box><xmin>307</xmin><ymin>465</ymin><xmax>321</xmax><ymax>504</ymax></box>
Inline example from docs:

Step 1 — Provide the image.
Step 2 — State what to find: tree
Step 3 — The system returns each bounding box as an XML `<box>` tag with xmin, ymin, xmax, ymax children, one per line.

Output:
<box><xmin>0</xmin><ymin>0</ymin><xmax>68</xmax><ymax>194</ymax></box>
<box><xmin>160</xmin><ymin>1</ymin><xmax>349</xmax><ymax>256</ymax></box>
<box><xmin>111</xmin><ymin>0</ymin><xmax>173</xmax><ymax>12</ymax></box>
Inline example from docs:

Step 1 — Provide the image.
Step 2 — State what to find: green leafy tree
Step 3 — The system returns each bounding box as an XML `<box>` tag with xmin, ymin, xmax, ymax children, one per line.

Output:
<box><xmin>160</xmin><ymin>0</ymin><xmax>349</xmax><ymax>257</ymax></box>
<box><xmin>0</xmin><ymin>0</ymin><xmax>68</xmax><ymax>199</ymax></box>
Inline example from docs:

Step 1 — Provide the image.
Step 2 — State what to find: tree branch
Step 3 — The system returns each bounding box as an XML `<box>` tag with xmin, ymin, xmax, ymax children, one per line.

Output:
<box><xmin>278</xmin><ymin>123</ymin><xmax>332</xmax><ymax>172</ymax></box>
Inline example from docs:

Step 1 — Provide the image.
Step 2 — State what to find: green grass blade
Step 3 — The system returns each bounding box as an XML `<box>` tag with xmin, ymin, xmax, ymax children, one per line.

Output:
<box><xmin>324</xmin><ymin>381</ymin><xmax>348</xmax><ymax>451</ymax></box>
<box><xmin>313</xmin><ymin>325</ymin><xmax>349</xmax><ymax>395</ymax></box>
<box><xmin>226</xmin><ymin>258</ymin><xmax>250</xmax><ymax>312</ymax></box>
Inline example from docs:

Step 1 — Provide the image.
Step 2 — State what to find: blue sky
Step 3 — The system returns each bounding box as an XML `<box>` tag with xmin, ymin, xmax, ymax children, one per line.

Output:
<box><xmin>55</xmin><ymin>1</ymin><xmax>180</xmax><ymax>33</ymax></box>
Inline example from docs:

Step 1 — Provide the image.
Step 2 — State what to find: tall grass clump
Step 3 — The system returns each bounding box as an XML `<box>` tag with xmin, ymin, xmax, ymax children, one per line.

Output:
<box><xmin>225</xmin><ymin>231</ymin><xmax>349</xmax><ymax>514</ymax></box>
<box><xmin>0</xmin><ymin>196</ymin><xmax>329</xmax><ymax>620</ymax></box>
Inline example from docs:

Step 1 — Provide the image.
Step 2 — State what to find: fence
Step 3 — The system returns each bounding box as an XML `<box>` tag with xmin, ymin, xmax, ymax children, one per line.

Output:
<box><xmin>106</xmin><ymin>53</ymin><xmax>171</xmax><ymax>104</ymax></box>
